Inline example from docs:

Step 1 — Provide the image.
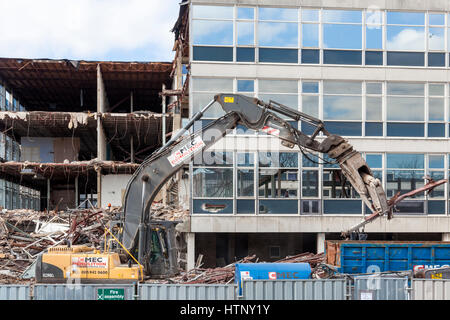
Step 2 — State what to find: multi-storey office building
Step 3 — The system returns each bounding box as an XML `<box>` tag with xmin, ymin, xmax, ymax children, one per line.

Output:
<box><xmin>171</xmin><ymin>0</ymin><xmax>450</xmax><ymax>269</ymax></box>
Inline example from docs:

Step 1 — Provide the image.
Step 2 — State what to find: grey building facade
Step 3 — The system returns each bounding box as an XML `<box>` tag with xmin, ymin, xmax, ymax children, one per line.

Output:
<box><xmin>172</xmin><ymin>0</ymin><xmax>450</xmax><ymax>269</ymax></box>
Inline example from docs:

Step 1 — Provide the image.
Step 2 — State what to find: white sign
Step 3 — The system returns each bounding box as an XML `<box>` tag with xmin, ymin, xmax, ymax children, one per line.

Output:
<box><xmin>167</xmin><ymin>136</ymin><xmax>205</xmax><ymax>167</ymax></box>
<box><xmin>359</xmin><ymin>291</ymin><xmax>374</xmax><ymax>300</ymax></box>
<box><xmin>240</xmin><ymin>271</ymin><xmax>252</xmax><ymax>280</ymax></box>
<box><xmin>71</xmin><ymin>256</ymin><xmax>108</xmax><ymax>268</ymax></box>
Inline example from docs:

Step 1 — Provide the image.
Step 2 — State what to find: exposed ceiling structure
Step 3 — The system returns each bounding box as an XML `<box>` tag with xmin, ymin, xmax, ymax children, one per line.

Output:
<box><xmin>0</xmin><ymin>111</ymin><xmax>173</xmax><ymax>161</ymax></box>
<box><xmin>0</xmin><ymin>58</ymin><xmax>172</xmax><ymax>113</ymax></box>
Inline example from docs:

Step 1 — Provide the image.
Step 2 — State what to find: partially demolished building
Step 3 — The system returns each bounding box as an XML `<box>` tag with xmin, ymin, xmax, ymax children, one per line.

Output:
<box><xmin>0</xmin><ymin>58</ymin><xmax>183</xmax><ymax>211</ymax></box>
<box><xmin>3</xmin><ymin>0</ymin><xmax>450</xmax><ymax>276</ymax></box>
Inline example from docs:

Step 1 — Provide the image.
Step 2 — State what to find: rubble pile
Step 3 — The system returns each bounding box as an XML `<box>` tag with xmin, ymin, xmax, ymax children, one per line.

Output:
<box><xmin>274</xmin><ymin>252</ymin><xmax>325</xmax><ymax>267</ymax></box>
<box><xmin>0</xmin><ymin>202</ymin><xmax>189</xmax><ymax>283</ymax></box>
<box><xmin>150</xmin><ymin>252</ymin><xmax>326</xmax><ymax>285</ymax></box>
<box><xmin>150</xmin><ymin>203</ymin><xmax>189</xmax><ymax>221</ymax></box>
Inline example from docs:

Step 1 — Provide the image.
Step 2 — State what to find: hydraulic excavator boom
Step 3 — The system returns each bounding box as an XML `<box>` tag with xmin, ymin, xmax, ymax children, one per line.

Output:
<box><xmin>35</xmin><ymin>93</ymin><xmax>391</xmax><ymax>282</ymax></box>
<box><xmin>120</xmin><ymin>93</ymin><xmax>390</xmax><ymax>276</ymax></box>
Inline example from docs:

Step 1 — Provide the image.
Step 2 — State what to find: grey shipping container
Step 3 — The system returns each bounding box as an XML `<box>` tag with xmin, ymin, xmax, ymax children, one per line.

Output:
<box><xmin>241</xmin><ymin>279</ymin><xmax>347</xmax><ymax>300</ymax></box>
<box><xmin>139</xmin><ymin>284</ymin><xmax>237</xmax><ymax>300</ymax></box>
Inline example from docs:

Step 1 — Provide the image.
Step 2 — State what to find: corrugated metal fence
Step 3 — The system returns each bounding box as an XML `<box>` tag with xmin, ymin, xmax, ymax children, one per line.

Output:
<box><xmin>353</xmin><ymin>276</ymin><xmax>409</xmax><ymax>300</ymax></box>
<box><xmin>139</xmin><ymin>284</ymin><xmax>237</xmax><ymax>300</ymax></box>
<box><xmin>0</xmin><ymin>285</ymin><xmax>30</xmax><ymax>300</ymax></box>
<box><xmin>241</xmin><ymin>279</ymin><xmax>347</xmax><ymax>300</ymax></box>
<box><xmin>3</xmin><ymin>279</ymin><xmax>450</xmax><ymax>300</ymax></box>
<box><xmin>34</xmin><ymin>284</ymin><xmax>136</xmax><ymax>300</ymax></box>
<box><xmin>412</xmin><ymin>280</ymin><xmax>450</xmax><ymax>300</ymax></box>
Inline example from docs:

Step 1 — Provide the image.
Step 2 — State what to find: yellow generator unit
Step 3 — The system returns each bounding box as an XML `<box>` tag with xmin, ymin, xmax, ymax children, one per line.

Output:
<box><xmin>35</xmin><ymin>245</ymin><xmax>143</xmax><ymax>283</ymax></box>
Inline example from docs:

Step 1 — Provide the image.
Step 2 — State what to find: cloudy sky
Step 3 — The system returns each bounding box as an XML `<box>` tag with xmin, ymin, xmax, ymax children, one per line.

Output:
<box><xmin>0</xmin><ymin>0</ymin><xmax>180</xmax><ymax>62</ymax></box>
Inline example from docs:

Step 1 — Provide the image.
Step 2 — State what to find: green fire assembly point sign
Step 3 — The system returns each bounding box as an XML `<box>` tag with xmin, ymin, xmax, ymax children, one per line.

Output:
<box><xmin>97</xmin><ymin>288</ymin><xmax>125</xmax><ymax>300</ymax></box>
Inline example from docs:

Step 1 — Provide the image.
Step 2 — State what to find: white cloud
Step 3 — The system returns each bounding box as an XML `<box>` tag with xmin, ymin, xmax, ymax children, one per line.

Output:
<box><xmin>0</xmin><ymin>0</ymin><xmax>179</xmax><ymax>61</ymax></box>
<box><xmin>386</xmin><ymin>28</ymin><xmax>425</xmax><ymax>51</ymax></box>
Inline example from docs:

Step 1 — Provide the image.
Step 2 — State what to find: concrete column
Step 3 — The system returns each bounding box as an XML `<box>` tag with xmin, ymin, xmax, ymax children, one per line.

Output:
<box><xmin>97</xmin><ymin>64</ymin><xmax>107</xmax><ymax>161</ymax></box>
<box><xmin>96</xmin><ymin>64</ymin><xmax>107</xmax><ymax>209</ymax></box>
<box><xmin>161</xmin><ymin>84</ymin><xmax>167</xmax><ymax>205</ymax></box>
<box><xmin>75</xmin><ymin>176</ymin><xmax>79</xmax><ymax>208</ymax></box>
<box><xmin>46</xmin><ymin>179</ymin><xmax>50</xmax><ymax>210</ymax></box>
<box><xmin>130</xmin><ymin>91</ymin><xmax>134</xmax><ymax>163</ymax></box>
<box><xmin>443</xmin><ymin>233</ymin><xmax>450</xmax><ymax>241</ymax></box>
<box><xmin>186</xmin><ymin>232</ymin><xmax>196</xmax><ymax>271</ymax></box>
<box><xmin>317</xmin><ymin>233</ymin><xmax>326</xmax><ymax>254</ymax></box>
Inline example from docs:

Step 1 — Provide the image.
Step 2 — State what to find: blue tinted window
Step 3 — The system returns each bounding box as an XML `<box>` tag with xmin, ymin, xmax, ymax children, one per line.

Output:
<box><xmin>237</xmin><ymin>47</ymin><xmax>255</xmax><ymax>62</ymax></box>
<box><xmin>259</xmin><ymin>200</ymin><xmax>298</xmax><ymax>214</ymax></box>
<box><xmin>193</xmin><ymin>20</ymin><xmax>233</xmax><ymax>45</ymax></box>
<box><xmin>323</xmin><ymin>50</ymin><xmax>362</xmax><ymax>65</ymax></box>
<box><xmin>387</xmin><ymin>83</ymin><xmax>424</xmax><ymax>95</ymax></box>
<box><xmin>387</xmin><ymin>26</ymin><xmax>425</xmax><ymax>51</ymax></box>
<box><xmin>323</xmin><ymin>200</ymin><xmax>362</xmax><ymax>214</ymax></box>
<box><xmin>193</xmin><ymin>5</ymin><xmax>233</xmax><ymax>19</ymax></box>
<box><xmin>237</xmin><ymin>22</ymin><xmax>254</xmax><ymax>45</ymax></box>
<box><xmin>429</xmin><ymin>155</ymin><xmax>444</xmax><ymax>169</ymax></box>
<box><xmin>387</xmin><ymin>123</ymin><xmax>424</xmax><ymax>137</ymax></box>
<box><xmin>387</xmin><ymin>153</ymin><xmax>424</xmax><ymax>169</ymax></box>
<box><xmin>301</xmin><ymin>121</ymin><xmax>316</xmax><ymax>135</ymax></box>
<box><xmin>259</xmin><ymin>152</ymin><xmax>298</xmax><ymax>168</ymax></box>
<box><xmin>259</xmin><ymin>48</ymin><xmax>298</xmax><ymax>63</ymax></box>
<box><xmin>302</xmin><ymin>82</ymin><xmax>319</xmax><ymax>93</ymax></box>
<box><xmin>237</xmin><ymin>200</ymin><xmax>255</xmax><ymax>214</ymax></box>
<box><xmin>365</xmin><ymin>51</ymin><xmax>383</xmax><ymax>65</ymax></box>
<box><xmin>302</xmin><ymin>9</ymin><xmax>319</xmax><ymax>22</ymax></box>
<box><xmin>394</xmin><ymin>201</ymin><xmax>425</xmax><ymax>214</ymax></box>
<box><xmin>365</xmin><ymin>122</ymin><xmax>383</xmax><ymax>136</ymax></box>
<box><xmin>428</xmin><ymin>53</ymin><xmax>445</xmax><ymax>67</ymax></box>
<box><xmin>237</xmin><ymin>153</ymin><xmax>254</xmax><ymax>166</ymax></box>
<box><xmin>323</xmin><ymin>10</ymin><xmax>362</xmax><ymax>23</ymax></box>
<box><xmin>366</xmin><ymin>26</ymin><xmax>382</xmax><ymax>49</ymax></box>
<box><xmin>428</xmin><ymin>200</ymin><xmax>446</xmax><ymax>214</ymax></box>
<box><xmin>258</xmin><ymin>22</ymin><xmax>298</xmax><ymax>47</ymax></box>
<box><xmin>193</xmin><ymin>199</ymin><xmax>233</xmax><ymax>214</ymax></box>
<box><xmin>387</xmin><ymin>52</ymin><xmax>424</xmax><ymax>66</ymax></box>
<box><xmin>302</xmin><ymin>24</ymin><xmax>319</xmax><ymax>47</ymax></box>
<box><xmin>428</xmin><ymin>13</ymin><xmax>445</xmax><ymax>26</ymax></box>
<box><xmin>237</xmin><ymin>80</ymin><xmax>254</xmax><ymax>92</ymax></box>
<box><xmin>193</xmin><ymin>46</ymin><xmax>233</xmax><ymax>61</ymax></box>
<box><xmin>387</xmin><ymin>12</ymin><xmax>424</xmax><ymax>25</ymax></box>
<box><xmin>323</xmin><ymin>121</ymin><xmax>362</xmax><ymax>136</ymax></box>
<box><xmin>301</xmin><ymin>200</ymin><xmax>320</xmax><ymax>214</ymax></box>
<box><xmin>366</xmin><ymin>154</ymin><xmax>382</xmax><ymax>168</ymax></box>
<box><xmin>301</xmin><ymin>49</ymin><xmax>319</xmax><ymax>64</ymax></box>
<box><xmin>323</xmin><ymin>24</ymin><xmax>362</xmax><ymax>49</ymax></box>
<box><xmin>259</xmin><ymin>8</ymin><xmax>298</xmax><ymax>21</ymax></box>
<box><xmin>428</xmin><ymin>123</ymin><xmax>445</xmax><ymax>137</ymax></box>
<box><xmin>302</xmin><ymin>155</ymin><xmax>319</xmax><ymax>168</ymax></box>
<box><xmin>237</xmin><ymin>7</ymin><xmax>254</xmax><ymax>20</ymax></box>
<box><xmin>429</xmin><ymin>14</ymin><xmax>445</xmax><ymax>26</ymax></box>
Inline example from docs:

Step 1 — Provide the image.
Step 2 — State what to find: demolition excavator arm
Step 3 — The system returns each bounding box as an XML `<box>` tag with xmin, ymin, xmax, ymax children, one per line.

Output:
<box><xmin>121</xmin><ymin>94</ymin><xmax>389</xmax><ymax>275</ymax></box>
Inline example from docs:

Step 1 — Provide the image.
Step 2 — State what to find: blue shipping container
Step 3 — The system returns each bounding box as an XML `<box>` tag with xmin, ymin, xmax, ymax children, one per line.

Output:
<box><xmin>235</xmin><ymin>263</ymin><xmax>311</xmax><ymax>296</ymax></box>
<box><xmin>325</xmin><ymin>241</ymin><xmax>450</xmax><ymax>274</ymax></box>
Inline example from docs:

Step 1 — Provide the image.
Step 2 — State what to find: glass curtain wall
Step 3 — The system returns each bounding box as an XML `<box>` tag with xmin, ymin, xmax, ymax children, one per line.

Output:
<box><xmin>192</xmin><ymin>5</ymin><xmax>450</xmax><ymax>67</ymax></box>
